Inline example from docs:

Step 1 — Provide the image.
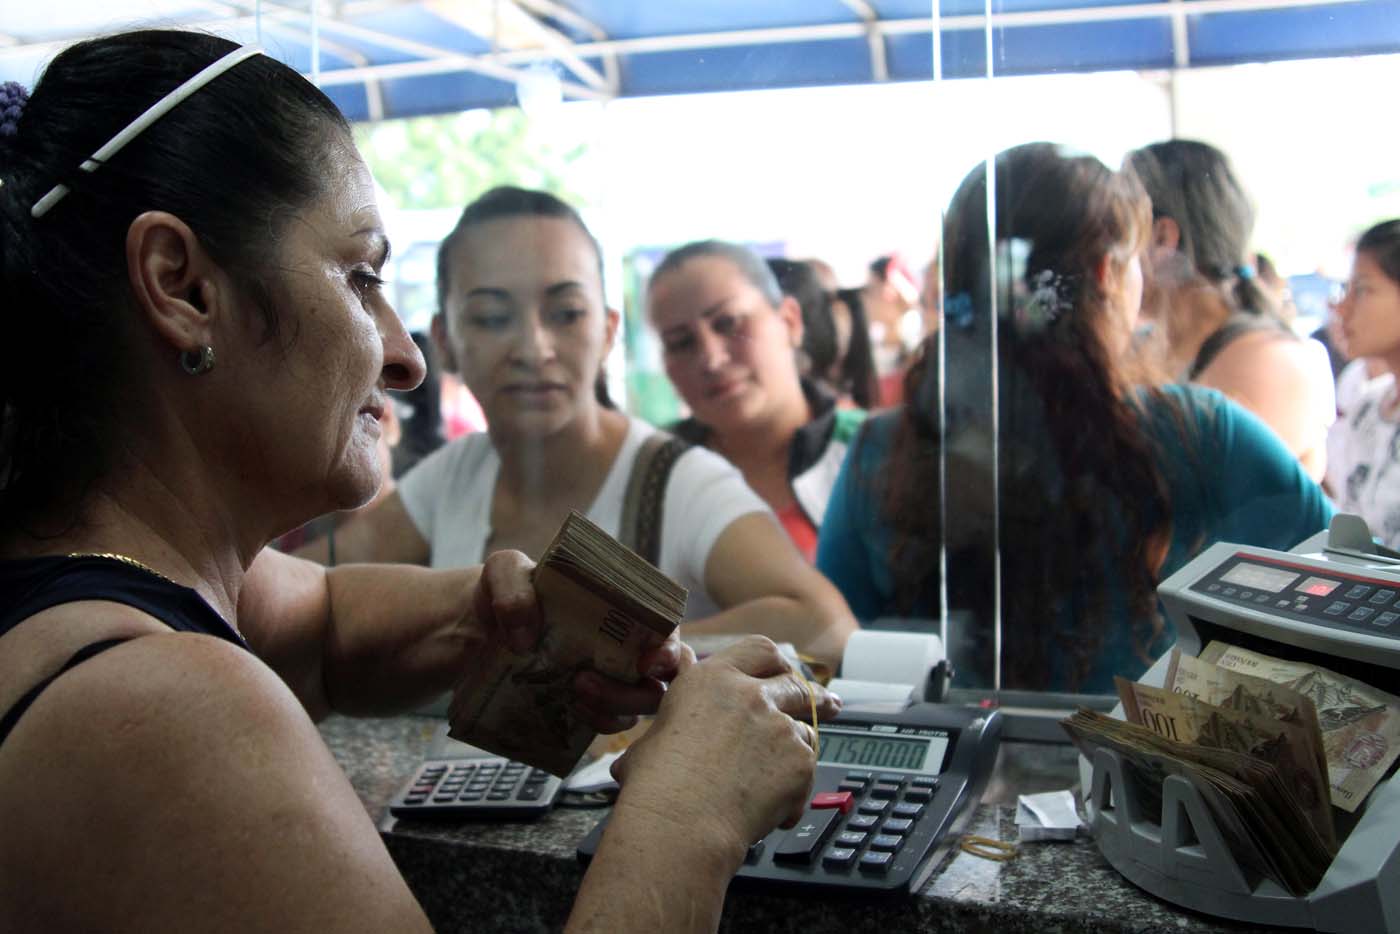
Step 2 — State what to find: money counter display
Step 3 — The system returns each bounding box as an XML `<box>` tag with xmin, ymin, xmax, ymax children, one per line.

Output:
<box><xmin>1080</xmin><ymin>519</ymin><xmax>1400</xmax><ymax>933</ymax></box>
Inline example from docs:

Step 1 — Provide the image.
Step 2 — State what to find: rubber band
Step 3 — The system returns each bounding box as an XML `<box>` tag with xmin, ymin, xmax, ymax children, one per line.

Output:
<box><xmin>800</xmin><ymin>670</ymin><xmax>820</xmax><ymax>758</ymax></box>
<box><xmin>959</xmin><ymin>835</ymin><xmax>1018</xmax><ymax>861</ymax></box>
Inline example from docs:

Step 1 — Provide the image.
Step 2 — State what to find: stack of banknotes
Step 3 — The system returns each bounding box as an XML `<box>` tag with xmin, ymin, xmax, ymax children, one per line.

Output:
<box><xmin>448</xmin><ymin>511</ymin><xmax>687</xmax><ymax>777</ymax></box>
<box><xmin>1063</xmin><ymin>641</ymin><xmax>1399</xmax><ymax>895</ymax></box>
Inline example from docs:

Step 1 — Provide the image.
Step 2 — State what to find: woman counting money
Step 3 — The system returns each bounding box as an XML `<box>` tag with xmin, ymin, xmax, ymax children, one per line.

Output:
<box><xmin>0</xmin><ymin>31</ymin><xmax>837</xmax><ymax>932</ymax></box>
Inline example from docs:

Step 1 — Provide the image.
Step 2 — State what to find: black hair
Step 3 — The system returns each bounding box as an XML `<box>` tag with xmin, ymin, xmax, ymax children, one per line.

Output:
<box><xmin>434</xmin><ymin>185</ymin><xmax>613</xmax><ymax>407</ymax></box>
<box><xmin>435</xmin><ymin>185</ymin><xmax>603</xmax><ymax>318</ymax></box>
<box><xmin>390</xmin><ymin>331</ymin><xmax>445</xmax><ymax>478</ymax></box>
<box><xmin>1356</xmin><ymin>219</ymin><xmax>1400</xmax><ymax>286</ymax></box>
<box><xmin>833</xmin><ymin>287</ymin><xmax>880</xmax><ymax>409</ymax></box>
<box><xmin>0</xmin><ymin>29</ymin><xmax>351</xmax><ymax>534</ymax></box>
<box><xmin>767</xmin><ymin>257</ymin><xmax>835</xmax><ymax>377</ymax></box>
<box><xmin>879</xmin><ymin>143</ymin><xmax>1170</xmax><ymax>690</ymax></box>
<box><xmin>1126</xmin><ymin>139</ymin><xmax>1277</xmax><ymax>319</ymax></box>
<box><xmin>650</xmin><ymin>239</ymin><xmax>783</xmax><ymax>307</ymax></box>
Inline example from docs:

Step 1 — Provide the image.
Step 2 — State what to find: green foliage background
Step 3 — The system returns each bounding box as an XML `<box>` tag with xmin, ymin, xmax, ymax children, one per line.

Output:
<box><xmin>352</xmin><ymin>108</ymin><xmax>590</xmax><ymax>211</ymax></box>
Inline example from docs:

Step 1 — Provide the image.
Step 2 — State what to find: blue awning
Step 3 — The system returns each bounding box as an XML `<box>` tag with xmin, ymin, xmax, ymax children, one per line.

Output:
<box><xmin>2</xmin><ymin>0</ymin><xmax>1397</xmax><ymax>122</ymax></box>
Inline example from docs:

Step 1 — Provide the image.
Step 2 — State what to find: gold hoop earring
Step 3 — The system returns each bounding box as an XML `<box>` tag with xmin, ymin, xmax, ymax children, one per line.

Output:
<box><xmin>180</xmin><ymin>345</ymin><xmax>215</xmax><ymax>376</ymax></box>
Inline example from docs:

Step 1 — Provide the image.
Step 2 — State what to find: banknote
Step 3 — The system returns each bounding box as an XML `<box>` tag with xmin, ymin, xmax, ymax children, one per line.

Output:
<box><xmin>1116</xmin><ymin>677</ymin><xmax>1335</xmax><ymax>849</ymax></box>
<box><xmin>1199</xmin><ymin>641</ymin><xmax>1400</xmax><ymax>813</ymax></box>
<box><xmin>1163</xmin><ymin>650</ymin><xmax>1330</xmax><ymax>808</ymax></box>
<box><xmin>1063</xmin><ymin>708</ymin><xmax>1333</xmax><ymax>894</ymax></box>
<box><xmin>448</xmin><ymin>512</ymin><xmax>686</xmax><ymax>777</ymax></box>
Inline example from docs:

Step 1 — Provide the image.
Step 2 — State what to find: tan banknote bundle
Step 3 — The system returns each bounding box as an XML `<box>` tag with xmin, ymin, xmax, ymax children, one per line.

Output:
<box><xmin>447</xmin><ymin>511</ymin><xmax>687</xmax><ymax>777</ymax></box>
<box><xmin>1064</xmin><ymin>641</ymin><xmax>1400</xmax><ymax>895</ymax></box>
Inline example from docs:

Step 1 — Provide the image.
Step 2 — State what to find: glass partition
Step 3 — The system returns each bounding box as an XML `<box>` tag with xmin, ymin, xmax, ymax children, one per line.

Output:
<box><xmin>6</xmin><ymin>0</ymin><xmax>1396</xmax><ymax>703</ymax></box>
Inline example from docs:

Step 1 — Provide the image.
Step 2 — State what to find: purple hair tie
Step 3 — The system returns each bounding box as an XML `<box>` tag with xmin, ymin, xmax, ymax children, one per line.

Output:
<box><xmin>0</xmin><ymin>80</ymin><xmax>28</xmax><ymax>138</ymax></box>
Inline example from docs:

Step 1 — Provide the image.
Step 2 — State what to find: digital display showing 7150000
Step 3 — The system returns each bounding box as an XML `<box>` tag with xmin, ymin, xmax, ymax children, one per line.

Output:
<box><xmin>818</xmin><ymin>731</ymin><xmax>946</xmax><ymax>773</ymax></box>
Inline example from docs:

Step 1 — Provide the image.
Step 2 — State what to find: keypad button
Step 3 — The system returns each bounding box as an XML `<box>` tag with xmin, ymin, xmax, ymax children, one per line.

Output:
<box><xmin>1206</xmin><ymin>583</ymin><xmax>1221</xmax><ymax>592</ymax></box>
<box><xmin>458</xmin><ymin>790</ymin><xmax>484</xmax><ymax>801</ymax></box>
<box><xmin>487</xmin><ymin>791</ymin><xmax>512</xmax><ymax>801</ymax></box>
<box><xmin>1276</xmin><ymin>599</ymin><xmax>1292</xmax><ymax>609</ymax></box>
<box><xmin>1349</xmin><ymin>607</ymin><xmax>1375</xmax><ymax>621</ymax></box>
<box><xmin>1375</xmin><ymin>612</ymin><xmax>1400</xmax><ymax>628</ymax></box>
<box><xmin>859</xmin><ymin>851</ymin><xmax>894</xmax><ymax>873</ymax></box>
<box><xmin>1239</xmin><ymin>590</ymin><xmax>1254</xmax><ymax>599</ymax></box>
<box><xmin>1221</xmin><ymin>587</ymin><xmax>1237</xmax><ymax>596</ymax></box>
<box><xmin>910</xmin><ymin>776</ymin><xmax>940</xmax><ymax>789</ymax></box>
<box><xmin>876</xmin><ymin>772</ymin><xmax>905</xmax><ymax>785</ymax></box>
<box><xmin>823</xmin><ymin>847</ymin><xmax>858</xmax><ymax>869</ymax></box>
<box><xmin>1325</xmin><ymin>602</ymin><xmax>1351</xmax><ymax>616</ymax></box>
<box><xmin>858</xmin><ymin>799</ymin><xmax>890</xmax><ymax>815</ymax></box>
<box><xmin>844</xmin><ymin>771</ymin><xmax>873</xmax><ymax>782</ymax></box>
<box><xmin>1370</xmin><ymin>589</ymin><xmax>1397</xmax><ymax>604</ymax></box>
<box><xmin>835</xmin><ymin>830</ymin><xmax>868</xmax><ymax>848</ymax></box>
<box><xmin>529</xmin><ymin>769</ymin><xmax>552</xmax><ymax>780</ymax></box>
<box><xmin>869</xmin><ymin>783</ymin><xmax>901</xmax><ymax>800</ymax></box>
<box><xmin>903</xmin><ymin>788</ymin><xmax>934</xmax><ymax>804</ymax></box>
<box><xmin>1346</xmin><ymin>584</ymin><xmax>1373</xmax><ymax>600</ymax></box>
<box><xmin>773</xmin><ymin>809</ymin><xmax>842</xmax><ymax>864</ymax></box>
<box><xmin>891</xmin><ymin>802</ymin><xmax>925</xmax><ymax>820</ymax></box>
<box><xmin>432</xmin><ymin>793</ymin><xmax>457</xmax><ymax>803</ymax></box>
<box><xmin>869</xmin><ymin>834</ymin><xmax>902</xmax><ymax>852</ymax></box>
<box><xmin>846</xmin><ymin>814</ymin><xmax>878</xmax><ymax>830</ymax></box>
<box><xmin>1253</xmin><ymin>594</ymin><xmax>1270</xmax><ymax>604</ymax></box>
<box><xmin>811</xmin><ymin>791</ymin><xmax>854</xmax><ymax>813</ymax></box>
<box><xmin>837</xmin><ymin>780</ymin><xmax>866</xmax><ymax>793</ymax></box>
<box><xmin>517</xmin><ymin>784</ymin><xmax>545</xmax><ymax>801</ymax></box>
<box><xmin>882</xmin><ymin>818</ymin><xmax>914</xmax><ymax>834</ymax></box>
<box><xmin>404</xmin><ymin>794</ymin><xmax>427</xmax><ymax>805</ymax></box>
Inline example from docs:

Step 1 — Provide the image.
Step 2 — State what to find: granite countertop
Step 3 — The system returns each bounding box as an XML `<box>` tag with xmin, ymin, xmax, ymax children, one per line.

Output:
<box><xmin>319</xmin><ymin>714</ymin><xmax>1283</xmax><ymax>934</ymax></box>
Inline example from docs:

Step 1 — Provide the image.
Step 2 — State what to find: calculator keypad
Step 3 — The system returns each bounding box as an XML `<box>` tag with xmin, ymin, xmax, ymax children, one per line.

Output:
<box><xmin>391</xmin><ymin>758</ymin><xmax>563</xmax><ymax>819</ymax></box>
<box><xmin>809</xmin><ymin>770</ymin><xmax>941</xmax><ymax>875</ymax></box>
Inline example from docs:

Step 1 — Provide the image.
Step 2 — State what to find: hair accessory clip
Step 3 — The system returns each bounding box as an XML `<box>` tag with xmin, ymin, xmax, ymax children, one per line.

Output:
<box><xmin>0</xmin><ymin>80</ymin><xmax>28</xmax><ymax>138</ymax></box>
<box><xmin>30</xmin><ymin>46</ymin><xmax>262</xmax><ymax>219</ymax></box>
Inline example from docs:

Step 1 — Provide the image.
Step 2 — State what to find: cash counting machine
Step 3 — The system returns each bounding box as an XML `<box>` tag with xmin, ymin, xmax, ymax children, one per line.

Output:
<box><xmin>1082</xmin><ymin>516</ymin><xmax>1400</xmax><ymax>932</ymax></box>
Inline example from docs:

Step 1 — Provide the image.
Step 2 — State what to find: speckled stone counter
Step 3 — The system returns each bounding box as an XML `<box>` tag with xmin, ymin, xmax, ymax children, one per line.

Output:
<box><xmin>319</xmin><ymin>714</ymin><xmax>1285</xmax><ymax>934</ymax></box>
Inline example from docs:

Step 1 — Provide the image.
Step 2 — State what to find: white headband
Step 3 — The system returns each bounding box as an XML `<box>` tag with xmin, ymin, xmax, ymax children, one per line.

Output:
<box><xmin>31</xmin><ymin>45</ymin><xmax>264</xmax><ymax>219</ymax></box>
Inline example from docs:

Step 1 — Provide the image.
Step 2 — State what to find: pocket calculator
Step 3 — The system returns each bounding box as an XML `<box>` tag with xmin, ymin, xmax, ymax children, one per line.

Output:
<box><xmin>577</xmin><ymin>704</ymin><xmax>1001</xmax><ymax>894</ymax></box>
<box><xmin>389</xmin><ymin>756</ymin><xmax>564</xmax><ymax>820</ymax></box>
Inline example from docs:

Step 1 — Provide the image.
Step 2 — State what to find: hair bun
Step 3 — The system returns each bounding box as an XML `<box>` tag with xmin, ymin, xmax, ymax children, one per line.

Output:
<box><xmin>0</xmin><ymin>81</ymin><xmax>28</xmax><ymax>137</ymax></box>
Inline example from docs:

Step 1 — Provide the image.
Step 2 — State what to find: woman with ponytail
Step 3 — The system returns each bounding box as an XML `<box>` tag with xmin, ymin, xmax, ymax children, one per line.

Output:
<box><xmin>817</xmin><ymin>143</ymin><xmax>1332</xmax><ymax>692</ymax></box>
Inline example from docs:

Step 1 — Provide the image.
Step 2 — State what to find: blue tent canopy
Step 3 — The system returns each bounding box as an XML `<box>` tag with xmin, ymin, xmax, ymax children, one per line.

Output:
<box><xmin>2</xmin><ymin>0</ymin><xmax>1398</xmax><ymax>122</ymax></box>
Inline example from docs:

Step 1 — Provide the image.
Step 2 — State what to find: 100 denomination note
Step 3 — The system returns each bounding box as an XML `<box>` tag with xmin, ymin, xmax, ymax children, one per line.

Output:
<box><xmin>1116</xmin><ymin>677</ymin><xmax>1335</xmax><ymax>847</ymax></box>
<box><xmin>1200</xmin><ymin>641</ymin><xmax>1400</xmax><ymax>813</ymax></box>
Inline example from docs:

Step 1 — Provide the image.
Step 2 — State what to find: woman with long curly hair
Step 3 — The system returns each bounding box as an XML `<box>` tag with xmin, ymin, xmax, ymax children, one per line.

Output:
<box><xmin>817</xmin><ymin>143</ymin><xmax>1332</xmax><ymax>692</ymax></box>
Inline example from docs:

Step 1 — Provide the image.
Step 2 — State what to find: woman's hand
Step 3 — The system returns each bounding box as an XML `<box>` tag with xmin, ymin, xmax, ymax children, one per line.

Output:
<box><xmin>473</xmin><ymin>551</ymin><xmax>685</xmax><ymax>735</ymax></box>
<box><xmin>608</xmin><ymin>636</ymin><xmax>842</xmax><ymax>862</ymax></box>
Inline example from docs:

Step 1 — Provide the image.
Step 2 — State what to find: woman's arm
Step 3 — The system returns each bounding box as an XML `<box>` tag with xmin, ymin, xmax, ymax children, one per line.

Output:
<box><xmin>1197</xmin><ymin>332</ymin><xmax>1335</xmax><ymax>482</ymax></box>
<box><xmin>568</xmin><ymin>637</ymin><xmax>839</xmax><ymax>934</ymax></box>
<box><xmin>680</xmin><ymin>513</ymin><xmax>858</xmax><ymax>671</ymax></box>
<box><xmin>239</xmin><ymin>548</ymin><xmax>676</xmax><ymax>724</ymax></box>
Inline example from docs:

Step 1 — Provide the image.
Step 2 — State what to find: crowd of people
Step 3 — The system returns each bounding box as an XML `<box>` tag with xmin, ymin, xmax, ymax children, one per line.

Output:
<box><xmin>0</xmin><ymin>26</ymin><xmax>1390</xmax><ymax>932</ymax></box>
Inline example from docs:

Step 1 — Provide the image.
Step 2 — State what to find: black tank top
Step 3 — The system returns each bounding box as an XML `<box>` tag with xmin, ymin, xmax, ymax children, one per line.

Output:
<box><xmin>0</xmin><ymin>555</ymin><xmax>248</xmax><ymax>747</ymax></box>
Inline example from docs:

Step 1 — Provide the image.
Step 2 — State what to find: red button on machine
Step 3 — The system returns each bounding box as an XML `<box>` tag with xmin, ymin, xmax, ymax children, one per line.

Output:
<box><xmin>811</xmin><ymin>791</ymin><xmax>854</xmax><ymax>814</ymax></box>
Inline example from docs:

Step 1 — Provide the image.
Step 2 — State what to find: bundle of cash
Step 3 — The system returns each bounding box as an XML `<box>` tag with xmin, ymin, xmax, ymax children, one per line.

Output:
<box><xmin>447</xmin><ymin>511</ymin><xmax>687</xmax><ymax>777</ymax></box>
<box><xmin>1062</xmin><ymin>708</ymin><xmax>1335</xmax><ymax>895</ymax></box>
<box><xmin>1194</xmin><ymin>642</ymin><xmax>1400</xmax><ymax>814</ymax></box>
<box><xmin>1067</xmin><ymin>640</ymin><xmax>1400</xmax><ymax>895</ymax></box>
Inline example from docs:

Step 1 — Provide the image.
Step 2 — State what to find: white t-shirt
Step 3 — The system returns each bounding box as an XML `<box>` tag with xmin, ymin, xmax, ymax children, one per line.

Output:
<box><xmin>1325</xmin><ymin>376</ymin><xmax>1400</xmax><ymax>548</ymax></box>
<box><xmin>397</xmin><ymin>416</ymin><xmax>771</xmax><ymax>619</ymax></box>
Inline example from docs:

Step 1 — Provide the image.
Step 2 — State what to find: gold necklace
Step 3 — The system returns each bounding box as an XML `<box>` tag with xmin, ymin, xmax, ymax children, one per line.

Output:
<box><xmin>67</xmin><ymin>552</ymin><xmax>245</xmax><ymax>640</ymax></box>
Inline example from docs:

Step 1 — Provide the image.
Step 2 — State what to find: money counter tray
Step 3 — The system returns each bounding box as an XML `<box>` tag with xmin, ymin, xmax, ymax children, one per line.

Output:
<box><xmin>1080</xmin><ymin>522</ymin><xmax>1400</xmax><ymax>933</ymax></box>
